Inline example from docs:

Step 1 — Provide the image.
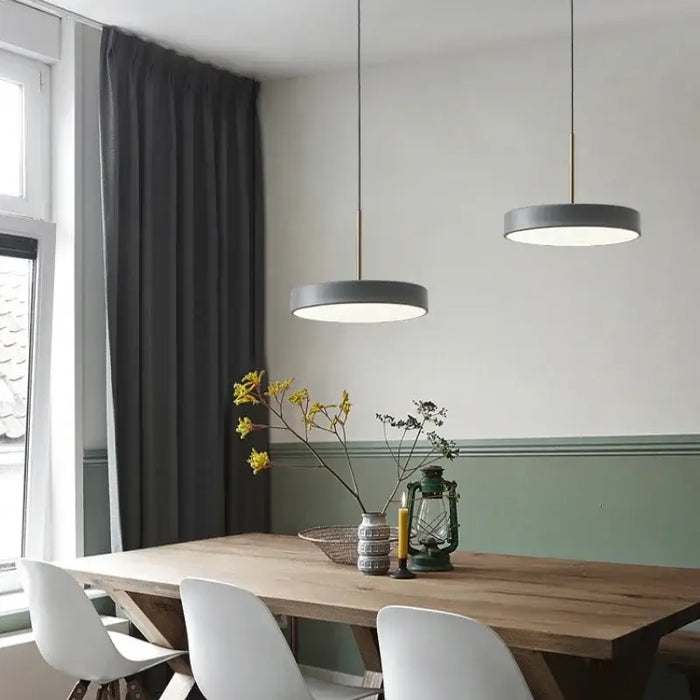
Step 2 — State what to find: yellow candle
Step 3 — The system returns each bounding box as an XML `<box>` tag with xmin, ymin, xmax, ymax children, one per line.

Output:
<box><xmin>398</xmin><ymin>492</ymin><xmax>409</xmax><ymax>560</ymax></box>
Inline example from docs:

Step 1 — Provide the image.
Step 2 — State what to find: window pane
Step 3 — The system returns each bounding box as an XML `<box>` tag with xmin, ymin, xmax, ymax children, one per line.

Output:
<box><xmin>0</xmin><ymin>79</ymin><xmax>24</xmax><ymax>198</ymax></box>
<box><xmin>0</xmin><ymin>255</ymin><xmax>33</xmax><ymax>567</ymax></box>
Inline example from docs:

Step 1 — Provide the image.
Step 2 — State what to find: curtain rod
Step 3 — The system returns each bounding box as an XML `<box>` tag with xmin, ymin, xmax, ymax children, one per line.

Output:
<box><xmin>15</xmin><ymin>0</ymin><xmax>104</xmax><ymax>31</ymax></box>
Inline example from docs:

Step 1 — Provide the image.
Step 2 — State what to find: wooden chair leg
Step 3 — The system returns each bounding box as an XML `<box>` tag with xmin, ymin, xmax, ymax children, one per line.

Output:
<box><xmin>125</xmin><ymin>676</ymin><xmax>149</xmax><ymax>700</ymax></box>
<box><xmin>688</xmin><ymin>673</ymin><xmax>700</xmax><ymax>700</ymax></box>
<box><xmin>67</xmin><ymin>680</ymin><xmax>90</xmax><ymax>700</ymax></box>
<box><xmin>109</xmin><ymin>680</ymin><xmax>122</xmax><ymax>699</ymax></box>
<box><xmin>290</xmin><ymin>615</ymin><xmax>299</xmax><ymax>659</ymax></box>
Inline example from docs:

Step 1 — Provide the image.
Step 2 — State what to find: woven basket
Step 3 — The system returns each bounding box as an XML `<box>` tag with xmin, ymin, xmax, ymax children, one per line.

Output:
<box><xmin>298</xmin><ymin>525</ymin><xmax>399</xmax><ymax>566</ymax></box>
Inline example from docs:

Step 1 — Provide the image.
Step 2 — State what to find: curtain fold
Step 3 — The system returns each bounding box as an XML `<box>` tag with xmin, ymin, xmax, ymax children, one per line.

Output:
<box><xmin>99</xmin><ymin>26</ymin><xmax>269</xmax><ymax>552</ymax></box>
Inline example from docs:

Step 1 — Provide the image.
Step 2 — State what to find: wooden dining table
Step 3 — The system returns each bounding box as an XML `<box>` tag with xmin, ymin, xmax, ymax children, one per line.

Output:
<box><xmin>62</xmin><ymin>533</ymin><xmax>700</xmax><ymax>700</ymax></box>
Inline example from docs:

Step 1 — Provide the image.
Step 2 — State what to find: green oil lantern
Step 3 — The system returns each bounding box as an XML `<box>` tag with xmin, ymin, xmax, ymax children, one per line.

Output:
<box><xmin>406</xmin><ymin>466</ymin><xmax>459</xmax><ymax>572</ymax></box>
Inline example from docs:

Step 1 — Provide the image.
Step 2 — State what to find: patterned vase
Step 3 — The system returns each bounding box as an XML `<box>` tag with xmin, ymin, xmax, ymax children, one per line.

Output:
<box><xmin>357</xmin><ymin>512</ymin><xmax>391</xmax><ymax>575</ymax></box>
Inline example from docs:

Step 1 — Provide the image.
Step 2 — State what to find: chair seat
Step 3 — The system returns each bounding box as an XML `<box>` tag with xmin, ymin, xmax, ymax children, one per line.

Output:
<box><xmin>302</xmin><ymin>672</ymin><xmax>380</xmax><ymax>700</ymax></box>
<box><xmin>82</xmin><ymin>632</ymin><xmax>183</xmax><ymax>683</ymax></box>
<box><xmin>108</xmin><ymin>631</ymin><xmax>183</xmax><ymax>669</ymax></box>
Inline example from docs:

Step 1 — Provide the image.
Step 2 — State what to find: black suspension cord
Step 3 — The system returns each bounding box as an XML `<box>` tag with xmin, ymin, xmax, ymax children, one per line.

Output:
<box><xmin>357</xmin><ymin>0</ymin><xmax>362</xmax><ymax>216</ymax></box>
<box><xmin>569</xmin><ymin>0</ymin><xmax>575</xmax><ymax>203</ymax></box>
<box><xmin>356</xmin><ymin>0</ymin><xmax>363</xmax><ymax>279</ymax></box>
<box><xmin>570</xmin><ymin>0</ymin><xmax>574</xmax><ymax>136</ymax></box>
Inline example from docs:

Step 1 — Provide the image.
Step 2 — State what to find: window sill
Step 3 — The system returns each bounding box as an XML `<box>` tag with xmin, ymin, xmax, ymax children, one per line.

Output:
<box><xmin>0</xmin><ymin>587</ymin><xmax>107</xmax><ymax>615</ymax></box>
<box><xmin>0</xmin><ymin>587</ymin><xmax>109</xmax><ymax>635</ymax></box>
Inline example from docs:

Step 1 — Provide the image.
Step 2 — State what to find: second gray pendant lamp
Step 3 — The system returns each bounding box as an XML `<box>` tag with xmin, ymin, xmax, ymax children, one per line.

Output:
<box><xmin>504</xmin><ymin>0</ymin><xmax>641</xmax><ymax>246</ymax></box>
<box><xmin>290</xmin><ymin>0</ymin><xmax>429</xmax><ymax>323</ymax></box>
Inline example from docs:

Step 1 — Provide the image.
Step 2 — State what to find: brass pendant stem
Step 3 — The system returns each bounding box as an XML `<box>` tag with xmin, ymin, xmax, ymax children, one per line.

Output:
<box><xmin>356</xmin><ymin>209</ymin><xmax>363</xmax><ymax>281</ymax></box>
<box><xmin>569</xmin><ymin>132</ymin><xmax>575</xmax><ymax>204</ymax></box>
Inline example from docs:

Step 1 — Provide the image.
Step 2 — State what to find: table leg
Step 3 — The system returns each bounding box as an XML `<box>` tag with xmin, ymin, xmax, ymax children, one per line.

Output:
<box><xmin>351</xmin><ymin>626</ymin><xmax>383</xmax><ymax>699</ymax></box>
<box><xmin>159</xmin><ymin>673</ymin><xmax>196</xmax><ymax>700</ymax></box>
<box><xmin>514</xmin><ymin>644</ymin><xmax>658</xmax><ymax>700</ymax></box>
<box><xmin>687</xmin><ymin>674</ymin><xmax>700</xmax><ymax>700</ymax></box>
<box><xmin>290</xmin><ymin>616</ymin><xmax>299</xmax><ymax>659</ymax></box>
<box><xmin>108</xmin><ymin>588</ymin><xmax>194</xmax><ymax>699</ymax></box>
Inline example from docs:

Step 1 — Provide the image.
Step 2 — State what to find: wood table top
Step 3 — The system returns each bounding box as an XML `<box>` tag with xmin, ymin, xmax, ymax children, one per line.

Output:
<box><xmin>62</xmin><ymin>533</ymin><xmax>700</xmax><ymax>660</ymax></box>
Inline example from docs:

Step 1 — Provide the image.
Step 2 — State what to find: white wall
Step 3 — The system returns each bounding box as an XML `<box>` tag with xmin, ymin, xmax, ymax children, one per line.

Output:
<box><xmin>261</xmin><ymin>18</ymin><xmax>700</xmax><ymax>441</ymax></box>
<box><xmin>50</xmin><ymin>18</ymin><xmax>105</xmax><ymax>559</ymax></box>
<box><xmin>0</xmin><ymin>0</ymin><xmax>60</xmax><ymax>63</ymax></box>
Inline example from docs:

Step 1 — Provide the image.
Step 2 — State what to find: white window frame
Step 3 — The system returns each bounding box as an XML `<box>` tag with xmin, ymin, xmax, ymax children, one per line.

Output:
<box><xmin>0</xmin><ymin>48</ymin><xmax>50</xmax><ymax>219</ymax></box>
<box><xmin>0</xmin><ymin>213</ymin><xmax>55</xmax><ymax>593</ymax></box>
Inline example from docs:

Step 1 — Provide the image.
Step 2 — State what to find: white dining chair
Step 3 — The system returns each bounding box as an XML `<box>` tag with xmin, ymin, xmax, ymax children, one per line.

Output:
<box><xmin>180</xmin><ymin>577</ymin><xmax>380</xmax><ymax>700</ymax></box>
<box><xmin>17</xmin><ymin>559</ymin><xmax>184</xmax><ymax>700</ymax></box>
<box><xmin>377</xmin><ymin>605</ymin><xmax>533</xmax><ymax>700</ymax></box>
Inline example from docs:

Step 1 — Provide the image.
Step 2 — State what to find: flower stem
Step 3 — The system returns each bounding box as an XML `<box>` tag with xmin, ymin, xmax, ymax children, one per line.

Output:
<box><xmin>264</xmin><ymin>400</ymin><xmax>367</xmax><ymax>512</ymax></box>
<box><xmin>339</xmin><ymin>422</ymin><xmax>360</xmax><ymax>498</ymax></box>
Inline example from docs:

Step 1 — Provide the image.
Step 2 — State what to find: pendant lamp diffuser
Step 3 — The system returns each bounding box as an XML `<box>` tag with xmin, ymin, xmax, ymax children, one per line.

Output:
<box><xmin>291</xmin><ymin>280</ymin><xmax>429</xmax><ymax>323</ymax></box>
<box><xmin>290</xmin><ymin>0</ymin><xmax>428</xmax><ymax>322</ymax></box>
<box><xmin>505</xmin><ymin>204</ymin><xmax>640</xmax><ymax>246</ymax></box>
<box><xmin>504</xmin><ymin>0</ymin><xmax>640</xmax><ymax>246</ymax></box>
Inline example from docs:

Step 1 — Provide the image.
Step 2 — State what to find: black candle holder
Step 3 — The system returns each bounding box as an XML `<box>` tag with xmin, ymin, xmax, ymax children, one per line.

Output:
<box><xmin>390</xmin><ymin>557</ymin><xmax>416</xmax><ymax>579</ymax></box>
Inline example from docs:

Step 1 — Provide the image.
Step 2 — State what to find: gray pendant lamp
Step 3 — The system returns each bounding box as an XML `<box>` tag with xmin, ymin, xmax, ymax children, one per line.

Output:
<box><xmin>504</xmin><ymin>0</ymin><xmax>641</xmax><ymax>246</ymax></box>
<box><xmin>290</xmin><ymin>0</ymin><xmax>428</xmax><ymax>323</ymax></box>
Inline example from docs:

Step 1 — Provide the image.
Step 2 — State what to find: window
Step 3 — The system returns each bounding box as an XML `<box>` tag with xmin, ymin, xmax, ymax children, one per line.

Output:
<box><xmin>0</xmin><ymin>248</ymin><xmax>34</xmax><ymax>569</ymax></box>
<box><xmin>0</xmin><ymin>218</ymin><xmax>54</xmax><ymax>594</ymax></box>
<box><xmin>0</xmin><ymin>44</ymin><xmax>54</xmax><ymax>592</ymax></box>
<box><xmin>0</xmin><ymin>49</ymin><xmax>49</xmax><ymax>219</ymax></box>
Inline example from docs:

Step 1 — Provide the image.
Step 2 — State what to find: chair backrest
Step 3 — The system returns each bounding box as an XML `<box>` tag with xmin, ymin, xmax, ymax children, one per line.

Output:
<box><xmin>377</xmin><ymin>606</ymin><xmax>533</xmax><ymax>700</ymax></box>
<box><xmin>16</xmin><ymin>559</ymin><xmax>122</xmax><ymax>680</ymax></box>
<box><xmin>180</xmin><ymin>578</ymin><xmax>313</xmax><ymax>700</ymax></box>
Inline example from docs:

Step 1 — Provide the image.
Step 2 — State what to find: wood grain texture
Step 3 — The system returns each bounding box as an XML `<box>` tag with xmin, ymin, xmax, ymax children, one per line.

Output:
<box><xmin>351</xmin><ymin>626</ymin><xmax>383</xmax><ymax>700</ymax></box>
<box><xmin>659</xmin><ymin>629</ymin><xmax>700</xmax><ymax>667</ymax></box>
<box><xmin>61</xmin><ymin>533</ymin><xmax>700</xmax><ymax>660</ymax></box>
<box><xmin>125</xmin><ymin>676</ymin><xmax>149</xmax><ymax>700</ymax></box>
<box><xmin>687</xmin><ymin>675</ymin><xmax>700</xmax><ymax>700</ymax></box>
<box><xmin>67</xmin><ymin>680</ymin><xmax>90</xmax><ymax>700</ymax></box>
<box><xmin>515</xmin><ymin>645</ymin><xmax>658</xmax><ymax>700</ymax></box>
<box><xmin>658</xmin><ymin>629</ymin><xmax>700</xmax><ymax>699</ymax></box>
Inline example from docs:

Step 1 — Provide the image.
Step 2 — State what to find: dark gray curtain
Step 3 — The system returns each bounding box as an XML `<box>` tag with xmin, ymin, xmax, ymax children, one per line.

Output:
<box><xmin>99</xmin><ymin>27</ymin><xmax>269</xmax><ymax>553</ymax></box>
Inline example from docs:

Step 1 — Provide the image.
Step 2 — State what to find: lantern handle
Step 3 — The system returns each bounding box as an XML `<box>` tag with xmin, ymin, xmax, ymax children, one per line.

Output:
<box><xmin>405</xmin><ymin>480</ymin><xmax>422</xmax><ymax>557</ymax></box>
<box><xmin>445</xmin><ymin>480</ymin><xmax>460</xmax><ymax>555</ymax></box>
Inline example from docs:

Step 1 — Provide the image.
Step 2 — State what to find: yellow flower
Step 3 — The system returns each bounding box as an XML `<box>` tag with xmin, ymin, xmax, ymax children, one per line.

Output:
<box><xmin>247</xmin><ymin>448</ymin><xmax>271</xmax><ymax>474</ymax></box>
<box><xmin>266</xmin><ymin>378</ymin><xmax>293</xmax><ymax>398</ymax></box>
<box><xmin>305</xmin><ymin>401</ymin><xmax>325</xmax><ymax>428</ymax></box>
<box><xmin>233</xmin><ymin>382</ymin><xmax>259</xmax><ymax>405</ymax></box>
<box><xmin>288</xmin><ymin>387</ymin><xmax>309</xmax><ymax>405</ymax></box>
<box><xmin>236</xmin><ymin>416</ymin><xmax>255</xmax><ymax>439</ymax></box>
<box><xmin>340</xmin><ymin>390</ymin><xmax>351</xmax><ymax>415</ymax></box>
<box><xmin>241</xmin><ymin>370</ymin><xmax>265</xmax><ymax>388</ymax></box>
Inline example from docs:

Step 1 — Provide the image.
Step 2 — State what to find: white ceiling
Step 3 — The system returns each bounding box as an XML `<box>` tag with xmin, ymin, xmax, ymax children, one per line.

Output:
<box><xmin>50</xmin><ymin>0</ymin><xmax>700</xmax><ymax>79</ymax></box>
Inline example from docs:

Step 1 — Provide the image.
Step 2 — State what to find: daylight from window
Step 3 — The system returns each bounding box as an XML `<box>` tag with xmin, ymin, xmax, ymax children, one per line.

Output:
<box><xmin>0</xmin><ymin>78</ymin><xmax>24</xmax><ymax>198</ymax></box>
<box><xmin>0</xmin><ymin>256</ymin><xmax>32</xmax><ymax>567</ymax></box>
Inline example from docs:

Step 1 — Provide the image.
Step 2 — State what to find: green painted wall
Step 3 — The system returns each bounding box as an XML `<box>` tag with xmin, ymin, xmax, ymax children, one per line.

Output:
<box><xmin>270</xmin><ymin>437</ymin><xmax>700</xmax><ymax>698</ymax></box>
<box><xmin>84</xmin><ymin>458</ymin><xmax>111</xmax><ymax>557</ymax></box>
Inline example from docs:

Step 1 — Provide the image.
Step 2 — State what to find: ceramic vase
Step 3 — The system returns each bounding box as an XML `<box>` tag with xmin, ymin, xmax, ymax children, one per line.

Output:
<box><xmin>357</xmin><ymin>512</ymin><xmax>391</xmax><ymax>575</ymax></box>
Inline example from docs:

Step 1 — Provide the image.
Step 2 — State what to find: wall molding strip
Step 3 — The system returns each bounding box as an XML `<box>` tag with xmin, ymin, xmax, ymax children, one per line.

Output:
<box><xmin>271</xmin><ymin>435</ymin><xmax>700</xmax><ymax>459</ymax></box>
<box><xmin>83</xmin><ymin>448</ymin><xmax>107</xmax><ymax>466</ymax></box>
<box><xmin>84</xmin><ymin>435</ymin><xmax>700</xmax><ymax>467</ymax></box>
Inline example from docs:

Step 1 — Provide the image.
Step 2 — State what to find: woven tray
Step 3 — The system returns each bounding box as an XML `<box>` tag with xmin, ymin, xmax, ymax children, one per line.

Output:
<box><xmin>298</xmin><ymin>525</ymin><xmax>399</xmax><ymax>566</ymax></box>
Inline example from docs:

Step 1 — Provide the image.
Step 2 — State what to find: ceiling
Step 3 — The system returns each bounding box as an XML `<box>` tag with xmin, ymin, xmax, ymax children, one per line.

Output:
<box><xmin>49</xmin><ymin>0</ymin><xmax>700</xmax><ymax>79</ymax></box>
